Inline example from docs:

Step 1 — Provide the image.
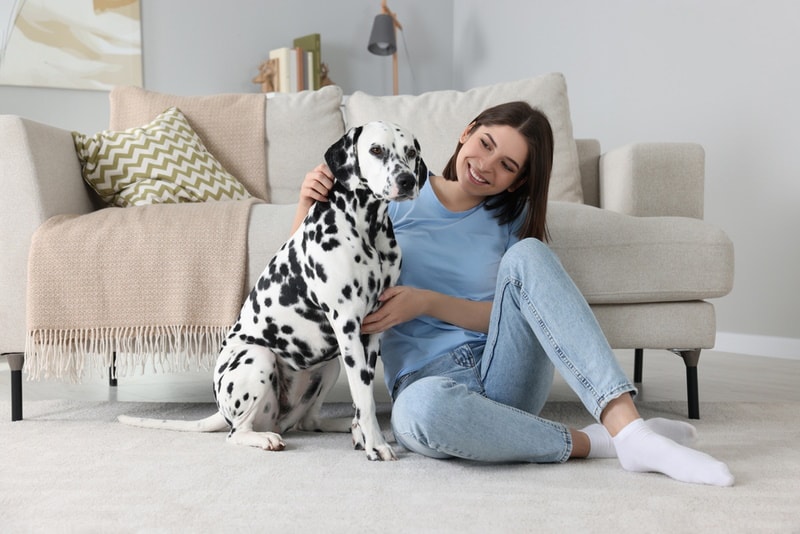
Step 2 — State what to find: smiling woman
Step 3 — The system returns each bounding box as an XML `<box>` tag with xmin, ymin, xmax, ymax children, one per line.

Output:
<box><xmin>0</xmin><ymin>0</ymin><xmax>142</xmax><ymax>90</ymax></box>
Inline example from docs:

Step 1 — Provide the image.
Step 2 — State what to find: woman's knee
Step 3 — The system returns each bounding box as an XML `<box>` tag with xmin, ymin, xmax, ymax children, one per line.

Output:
<box><xmin>392</xmin><ymin>376</ymin><xmax>455</xmax><ymax>431</ymax></box>
<box><xmin>391</xmin><ymin>377</ymin><xmax>465</xmax><ymax>458</ymax></box>
<box><xmin>499</xmin><ymin>238</ymin><xmax>561</xmax><ymax>280</ymax></box>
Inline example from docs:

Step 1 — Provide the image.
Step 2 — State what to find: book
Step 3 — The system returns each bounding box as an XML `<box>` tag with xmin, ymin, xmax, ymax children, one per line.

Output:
<box><xmin>293</xmin><ymin>33</ymin><xmax>321</xmax><ymax>90</ymax></box>
<box><xmin>295</xmin><ymin>47</ymin><xmax>305</xmax><ymax>91</ymax></box>
<box><xmin>268</xmin><ymin>47</ymin><xmax>292</xmax><ymax>92</ymax></box>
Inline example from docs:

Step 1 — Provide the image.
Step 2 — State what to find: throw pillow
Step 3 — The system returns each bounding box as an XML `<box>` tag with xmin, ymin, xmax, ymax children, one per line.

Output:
<box><xmin>345</xmin><ymin>73</ymin><xmax>583</xmax><ymax>203</ymax></box>
<box><xmin>73</xmin><ymin>107</ymin><xmax>252</xmax><ymax>207</ymax></box>
<box><xmin>264</xmin><ymin>85</ymin><xmax>345</xmax><ymax>204</ymax></box>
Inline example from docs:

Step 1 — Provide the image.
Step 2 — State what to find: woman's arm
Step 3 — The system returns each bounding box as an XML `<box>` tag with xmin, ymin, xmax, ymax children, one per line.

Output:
<box><xmin>361</xmin><ymin>286</ymin><xmax>492</xmax><ymax>335</ymax></box>
<box><xmin>290</xmin><ymin>163</ymin><xmax>334</xmax><ymax>235</ymax></box>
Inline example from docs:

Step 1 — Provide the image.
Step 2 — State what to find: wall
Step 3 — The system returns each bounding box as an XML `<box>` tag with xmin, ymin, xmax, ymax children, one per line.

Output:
<box><xmin>0</xmin><ymin>0</ymin><xmax>453</xmax><ymax>133</ymax></box>
<box><xmin>453</xmin><ymin>0</ymin><xmax>800</xmax><ymax>357</ymax></box>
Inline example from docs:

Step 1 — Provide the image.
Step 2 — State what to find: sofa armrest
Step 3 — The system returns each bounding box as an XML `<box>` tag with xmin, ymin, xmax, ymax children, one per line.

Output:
<box><xmin>0</xmin><ymin>115</ymin><xmax>94</xmax><ymax>352</ymax></box>
<box><xmin>599</xmin><ymin>142</ymin><xmax>705</xmax><ymax>218</ymax></box>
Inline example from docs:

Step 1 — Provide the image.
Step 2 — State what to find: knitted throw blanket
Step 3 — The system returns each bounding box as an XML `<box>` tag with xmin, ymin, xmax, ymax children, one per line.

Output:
<box><xmin>25</xmin><ymin>198</ymin><xmax>259</xmax><ymax>381</ymax></box>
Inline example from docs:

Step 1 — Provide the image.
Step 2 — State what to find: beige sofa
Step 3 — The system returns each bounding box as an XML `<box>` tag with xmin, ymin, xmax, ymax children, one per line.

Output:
<box><xmin>0</xmin><ymin>73</ymin><xmax>733</xmax><ymax>420</ymax></box>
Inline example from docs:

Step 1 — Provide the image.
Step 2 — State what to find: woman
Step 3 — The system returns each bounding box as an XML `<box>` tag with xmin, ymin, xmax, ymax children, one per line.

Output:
<box><xmin>294</xmin><ymin>102</ymin><xmax>733</xmax><ymax>486</ymax></box>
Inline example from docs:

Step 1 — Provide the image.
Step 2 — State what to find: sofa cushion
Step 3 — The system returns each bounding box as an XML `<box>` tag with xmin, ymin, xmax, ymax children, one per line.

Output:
<box><xmin>344</xmin><ymin>73</ymin><xmax>582</xmax><ymax>203</ymax></box>
<box><xmin>73</xmin><ymin>107</ymin><xmax>251</xmax><ymax>207</ymax></box>
<box><xmin>109</xmin><ymin>86</ymin><xmax>268</xmax><ymax>200</ymax></box>
<box><xmin>547</xmin><ymin>202</ymin><xmax>734</xmax><ymax>304</ymax></box>
<box><xmin>265</xmin><ymin>85</ymin><xmax>346</xmax><ymax>204</ymax></box>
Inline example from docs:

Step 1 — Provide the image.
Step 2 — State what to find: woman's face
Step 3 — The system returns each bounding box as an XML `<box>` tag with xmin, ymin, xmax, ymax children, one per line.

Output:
<box><xmin>455</xmin><ymin>123</ymin><xmax>528</xmax><ymax>199</ymax></box>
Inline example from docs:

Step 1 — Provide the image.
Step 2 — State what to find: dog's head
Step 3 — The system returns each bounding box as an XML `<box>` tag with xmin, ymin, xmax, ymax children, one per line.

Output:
<box><xmin>324</xmin><ymin>121</ymin><xmax>427</xmax><ymax>201</ymax></box>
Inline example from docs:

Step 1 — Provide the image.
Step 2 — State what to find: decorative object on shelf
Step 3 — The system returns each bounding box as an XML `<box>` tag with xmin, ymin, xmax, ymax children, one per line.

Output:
<box><xmin>367</xmin><ymin>0</ymin><xmax>402</xmax><ymax>95</ymax></box>
<box><xmin>319</xmin><ymin>63</ymin><xmax>334</xmax><ymax>87</ymax></box>
<box><xmin>252</xmin><ymin>58</ymin><xmax>278</xmax><ymax>93</ymax></box>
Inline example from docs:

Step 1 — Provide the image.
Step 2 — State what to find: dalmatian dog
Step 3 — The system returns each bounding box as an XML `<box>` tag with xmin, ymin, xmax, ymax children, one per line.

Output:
<box><xmin>119</xmin><ymin>121</ymin><xmax>426</xmax><ymax>461</ymax></box>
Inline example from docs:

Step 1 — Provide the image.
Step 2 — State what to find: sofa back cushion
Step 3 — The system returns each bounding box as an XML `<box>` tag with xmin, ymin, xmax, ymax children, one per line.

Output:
<box><xmin>265</xmin><ymin>85</ymin><xmax>345</xmax><ymax>204</ymax></box>
<box><xmin>344</xmin><ymin>73</ymin><xmax>583</xmax><ymax>203</ymax></box>
<box><xmin>109</xmin><ymin>86</ymin><xmax>269</xmax><ymax>200</ymax></box>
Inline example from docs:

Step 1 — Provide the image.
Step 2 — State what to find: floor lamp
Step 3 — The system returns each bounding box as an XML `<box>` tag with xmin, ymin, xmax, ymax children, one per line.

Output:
<box><xmin>367</xmin><ymin>0</ymin><xmax>402</xmax><ymax>95</ymax></box>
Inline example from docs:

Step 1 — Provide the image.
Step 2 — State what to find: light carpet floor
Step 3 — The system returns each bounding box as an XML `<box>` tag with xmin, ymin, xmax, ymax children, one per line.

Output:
<box><xmin>1</xmin><ymin>400</ymin><xmax>798</xmax><ymax>533</ymax></box>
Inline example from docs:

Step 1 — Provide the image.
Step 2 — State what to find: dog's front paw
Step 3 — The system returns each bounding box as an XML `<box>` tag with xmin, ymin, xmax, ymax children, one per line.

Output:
<box><xmin>366</xmin><ymin>443</ymin><xmax>397</xmax><ymax>461</ymax></box>
<box><xmin>351</xmin><ymin>420</ymin><xmax>396</xmax><ymax>460</ymax></box>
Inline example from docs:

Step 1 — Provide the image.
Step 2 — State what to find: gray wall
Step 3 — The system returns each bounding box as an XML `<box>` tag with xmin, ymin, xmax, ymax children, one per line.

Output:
<box><xmin>2</xmin><ymin>0</ymin><xmax>797</xmax><ymax>352</ymax></box>
<box><xmin>454</xmin><ymin>0</ymin><xmax>800</xmax><ymax>351</ymax></box>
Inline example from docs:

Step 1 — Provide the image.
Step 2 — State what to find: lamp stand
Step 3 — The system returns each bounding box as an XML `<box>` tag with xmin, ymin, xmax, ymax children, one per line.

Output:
<box><xmin>381</xmin><ymin>0</ymin><xmax>402</xmax><ymax>95</ymax></box>
<box><xmin>392</xmin><ymin>50</ymin><xmax>398</xmax><ymax>96</ymax></box>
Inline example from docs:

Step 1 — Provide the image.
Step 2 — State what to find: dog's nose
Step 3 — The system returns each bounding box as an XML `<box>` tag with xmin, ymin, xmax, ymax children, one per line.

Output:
<box><xmin>396</xmin><ymin>173</ymin><xmax>416</xmax><ymax>193</ymax></box>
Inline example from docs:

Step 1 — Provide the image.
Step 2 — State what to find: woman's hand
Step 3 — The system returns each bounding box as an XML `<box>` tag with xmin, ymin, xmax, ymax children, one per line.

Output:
<box><xmin>300</xmin><ymin>163</ymin><xmax>334</xmax><ymax>206</ymax></box>
<box><xmin>362</xmin><ymin>286</ymin><xmax>493</xmax><ymax>335</ymax></box>
<box><xmin>291</xmin><ymin>163</ymin><xmax>334</xmax><ymax>235</ymax></box>
<box><xmin>362</xmin><ymin>286</ymin><xmax>430</xmax><ymax>335</ymax></box>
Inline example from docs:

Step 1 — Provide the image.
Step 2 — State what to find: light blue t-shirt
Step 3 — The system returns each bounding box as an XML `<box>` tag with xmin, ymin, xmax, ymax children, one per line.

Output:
<box><xmin>382</xmin><ymin>179</ymin><xmax>523</xmax><ymax>394</ymax></box>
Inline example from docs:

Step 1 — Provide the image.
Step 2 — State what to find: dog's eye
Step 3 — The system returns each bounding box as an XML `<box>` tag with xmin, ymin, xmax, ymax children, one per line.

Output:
<box><xmin>406</xmin><ymin>149</ymin><xmax>417</xmax><ymax>159</ymax></box>
<box><xmin>370</xmin><ymin>146</ymin><xmax>383</xmax><ymax>156</ymax></box>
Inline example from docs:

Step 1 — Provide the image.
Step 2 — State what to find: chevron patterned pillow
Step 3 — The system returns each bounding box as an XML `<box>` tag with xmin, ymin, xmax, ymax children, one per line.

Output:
<box><xmin>73</xmin><ymin>107</ymin><xmax>252</xmax><ymax>207</ymax></box>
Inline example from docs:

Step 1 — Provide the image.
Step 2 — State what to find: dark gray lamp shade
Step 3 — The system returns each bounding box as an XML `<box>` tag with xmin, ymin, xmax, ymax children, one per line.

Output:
<box><xmin>367</xmin><ymin>13</ymin><xmax>397</xmax><ymax>55</ymax></box>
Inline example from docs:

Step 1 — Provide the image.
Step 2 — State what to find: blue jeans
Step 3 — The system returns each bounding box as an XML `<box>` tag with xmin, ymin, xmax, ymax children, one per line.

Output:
<box><xmin>390</xmin><ymin>238</ymin><xmax>636</xmax><ymax>463</ymax></box>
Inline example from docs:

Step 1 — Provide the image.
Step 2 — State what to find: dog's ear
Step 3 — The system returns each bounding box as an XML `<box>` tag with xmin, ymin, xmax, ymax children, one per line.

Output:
<box><xmin>324</xmin><ymin>126</ymin><xmax>363</xmax><ymax>184</ymax></box>
<box><xmin>414</xmin><ymin>139</ymin><xmax>428</xmax><ymax>189</ymax></box>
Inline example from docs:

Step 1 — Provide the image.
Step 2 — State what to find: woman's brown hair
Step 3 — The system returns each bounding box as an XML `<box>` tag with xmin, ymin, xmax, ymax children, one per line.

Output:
<box><xmin>441</xmin><ymin>101</ymin><xmax>554</xmax><ymax>241</ymax></box>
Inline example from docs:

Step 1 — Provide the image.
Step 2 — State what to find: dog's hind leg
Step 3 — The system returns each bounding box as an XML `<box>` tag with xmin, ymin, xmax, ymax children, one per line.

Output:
<box><xmin>215</xmin><ymin>345</ymin><xmax>285</xmax><ymax>451</ymax></box>
<box><xmin>293</xmin><ymin>358</ymin><xmax>353</xmax><ymax>433</ymax></box>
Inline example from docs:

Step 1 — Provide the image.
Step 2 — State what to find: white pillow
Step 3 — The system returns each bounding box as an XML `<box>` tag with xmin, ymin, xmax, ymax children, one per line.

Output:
<box><xmin>345</xmin><ymin>73</ymin><xmax>582</xmax><ymax>203</ymax></box>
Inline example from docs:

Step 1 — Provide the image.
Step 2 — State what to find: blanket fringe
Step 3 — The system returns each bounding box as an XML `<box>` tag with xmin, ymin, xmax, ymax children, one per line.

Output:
<box><xmin>24</xmin><ymin>326</ymin><xmax>228</xmax><ymax>382</ymax></box>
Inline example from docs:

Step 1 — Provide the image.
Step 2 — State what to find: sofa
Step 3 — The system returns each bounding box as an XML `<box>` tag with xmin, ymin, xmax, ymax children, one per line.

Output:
<box><xmin>0</xmin><ymin>73</ymin><xmax>734</xmax><ymax>421</ymax></box>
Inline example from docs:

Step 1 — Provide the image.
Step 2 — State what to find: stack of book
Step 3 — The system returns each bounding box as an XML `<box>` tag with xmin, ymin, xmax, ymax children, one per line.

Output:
<box><xmin>268</xmin><ymin>33</ymin><xmax>322</xmax><ymax>93</ymax></box>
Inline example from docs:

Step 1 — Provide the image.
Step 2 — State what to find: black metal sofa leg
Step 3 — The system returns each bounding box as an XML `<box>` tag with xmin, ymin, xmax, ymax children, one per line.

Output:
<box><xmin>6</xmin><ymin>352</ymin><xmax>24</xmax><ymax>421</ymax></box>
<box><xmin>633</xmin><ymin>348</ymin><xmax>644</xmax><ymax>383</ymax></box>
<box><xmin>669</xmin><ymin>349</ymin><xmax>701</xmax><ymax>420</ymax></box>
<box><xmin>109</xmin><ymin>352</ymin><xmax>118</xmax><ymax>387</ymax></box>
<box><xmin>633</xmin><ymin>348</ymin><xmax>701</xmax><ymax>420</ymax></box>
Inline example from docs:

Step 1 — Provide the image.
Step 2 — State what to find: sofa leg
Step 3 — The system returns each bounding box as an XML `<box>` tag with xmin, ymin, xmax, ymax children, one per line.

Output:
<box><xmin>633</xmin><ymin>348</ymin><xmax>644</xmax><ymax>383</ymax></box>
<box><xmin>5</xmin><ymin>352</ymin><xmax>25</xmax><ymax>421</ymax></box>
<box><xmin>672</xmin><ymin>349</ymin><xmax>701</xmax><ymax>420</ymax></box>
<box><xmin>109</xmin><ymin>352</ymin><xmax>118</xmax><ymax>387</ymax></box>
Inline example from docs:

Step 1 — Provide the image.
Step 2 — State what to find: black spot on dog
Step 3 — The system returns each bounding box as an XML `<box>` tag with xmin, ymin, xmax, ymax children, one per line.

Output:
<box><xmin>360</xmin><ymin>369</ymin><xmax>373</xmax><ymax>385</ymax></box>
<box><xmin>302</xmin><ymin>374</ymin><xmax>323</xmax><ymax>403</ymax></box>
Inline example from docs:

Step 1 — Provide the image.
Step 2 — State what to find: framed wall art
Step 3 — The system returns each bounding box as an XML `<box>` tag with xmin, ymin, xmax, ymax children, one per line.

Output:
<box><xmin>0</xmin><ymin>0</ymin><xmax>142</xmax><ymax>90</ymax></box>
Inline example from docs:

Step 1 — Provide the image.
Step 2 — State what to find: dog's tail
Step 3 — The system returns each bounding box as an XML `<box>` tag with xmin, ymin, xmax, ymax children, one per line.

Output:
<box><xmin>117</xmin><ymin>412</ymin><xmax>228</xmax><ymax>433</ymax></box>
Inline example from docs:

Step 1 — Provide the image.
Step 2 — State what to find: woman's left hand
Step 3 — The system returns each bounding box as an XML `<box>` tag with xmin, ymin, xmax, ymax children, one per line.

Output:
<box><xmin>361</xmin><ymin>286</ymin><xmax>429</xmax><ymax>334</ymax></box>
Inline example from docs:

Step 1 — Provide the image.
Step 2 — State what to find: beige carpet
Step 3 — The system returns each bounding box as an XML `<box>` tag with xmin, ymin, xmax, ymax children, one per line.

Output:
<box><xmin>1</xmin><ymin>400</ymin><xmax>798</xmax><ymax>533</ymax></box>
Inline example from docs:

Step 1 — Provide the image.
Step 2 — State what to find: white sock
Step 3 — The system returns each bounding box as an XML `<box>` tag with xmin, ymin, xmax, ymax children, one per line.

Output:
<box><xmin>582</xmin><ymin>417</ymin><xmax>697</xmax><ymax>458</ymax></box>
<box><xmin>612</xmin><ymin>418</ymin><xmax>734</xmax><ymax>486</ymax></box>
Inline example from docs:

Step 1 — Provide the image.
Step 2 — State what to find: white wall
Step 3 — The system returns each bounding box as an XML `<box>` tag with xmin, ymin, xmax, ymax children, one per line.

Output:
<box><xmin>453</xmin><ymin>0</ymin><xmax>800</xmax><ymax>353</ymax></box>
<box><xmin>0</xmin><ymin>0</ymin><xmax>453</xmax><ymax>133</ymax></box>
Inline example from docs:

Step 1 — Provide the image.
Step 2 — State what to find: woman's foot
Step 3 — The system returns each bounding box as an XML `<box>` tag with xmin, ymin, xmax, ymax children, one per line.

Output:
<box><xmin>582</xmin><ymin>417</ymin><xmax>697</xmax><ymax>458</ymax></box>
<box><xmin>612</xmin><ymin>418</ymin><xmax>734</xmax><ymax>486</ymax></box>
